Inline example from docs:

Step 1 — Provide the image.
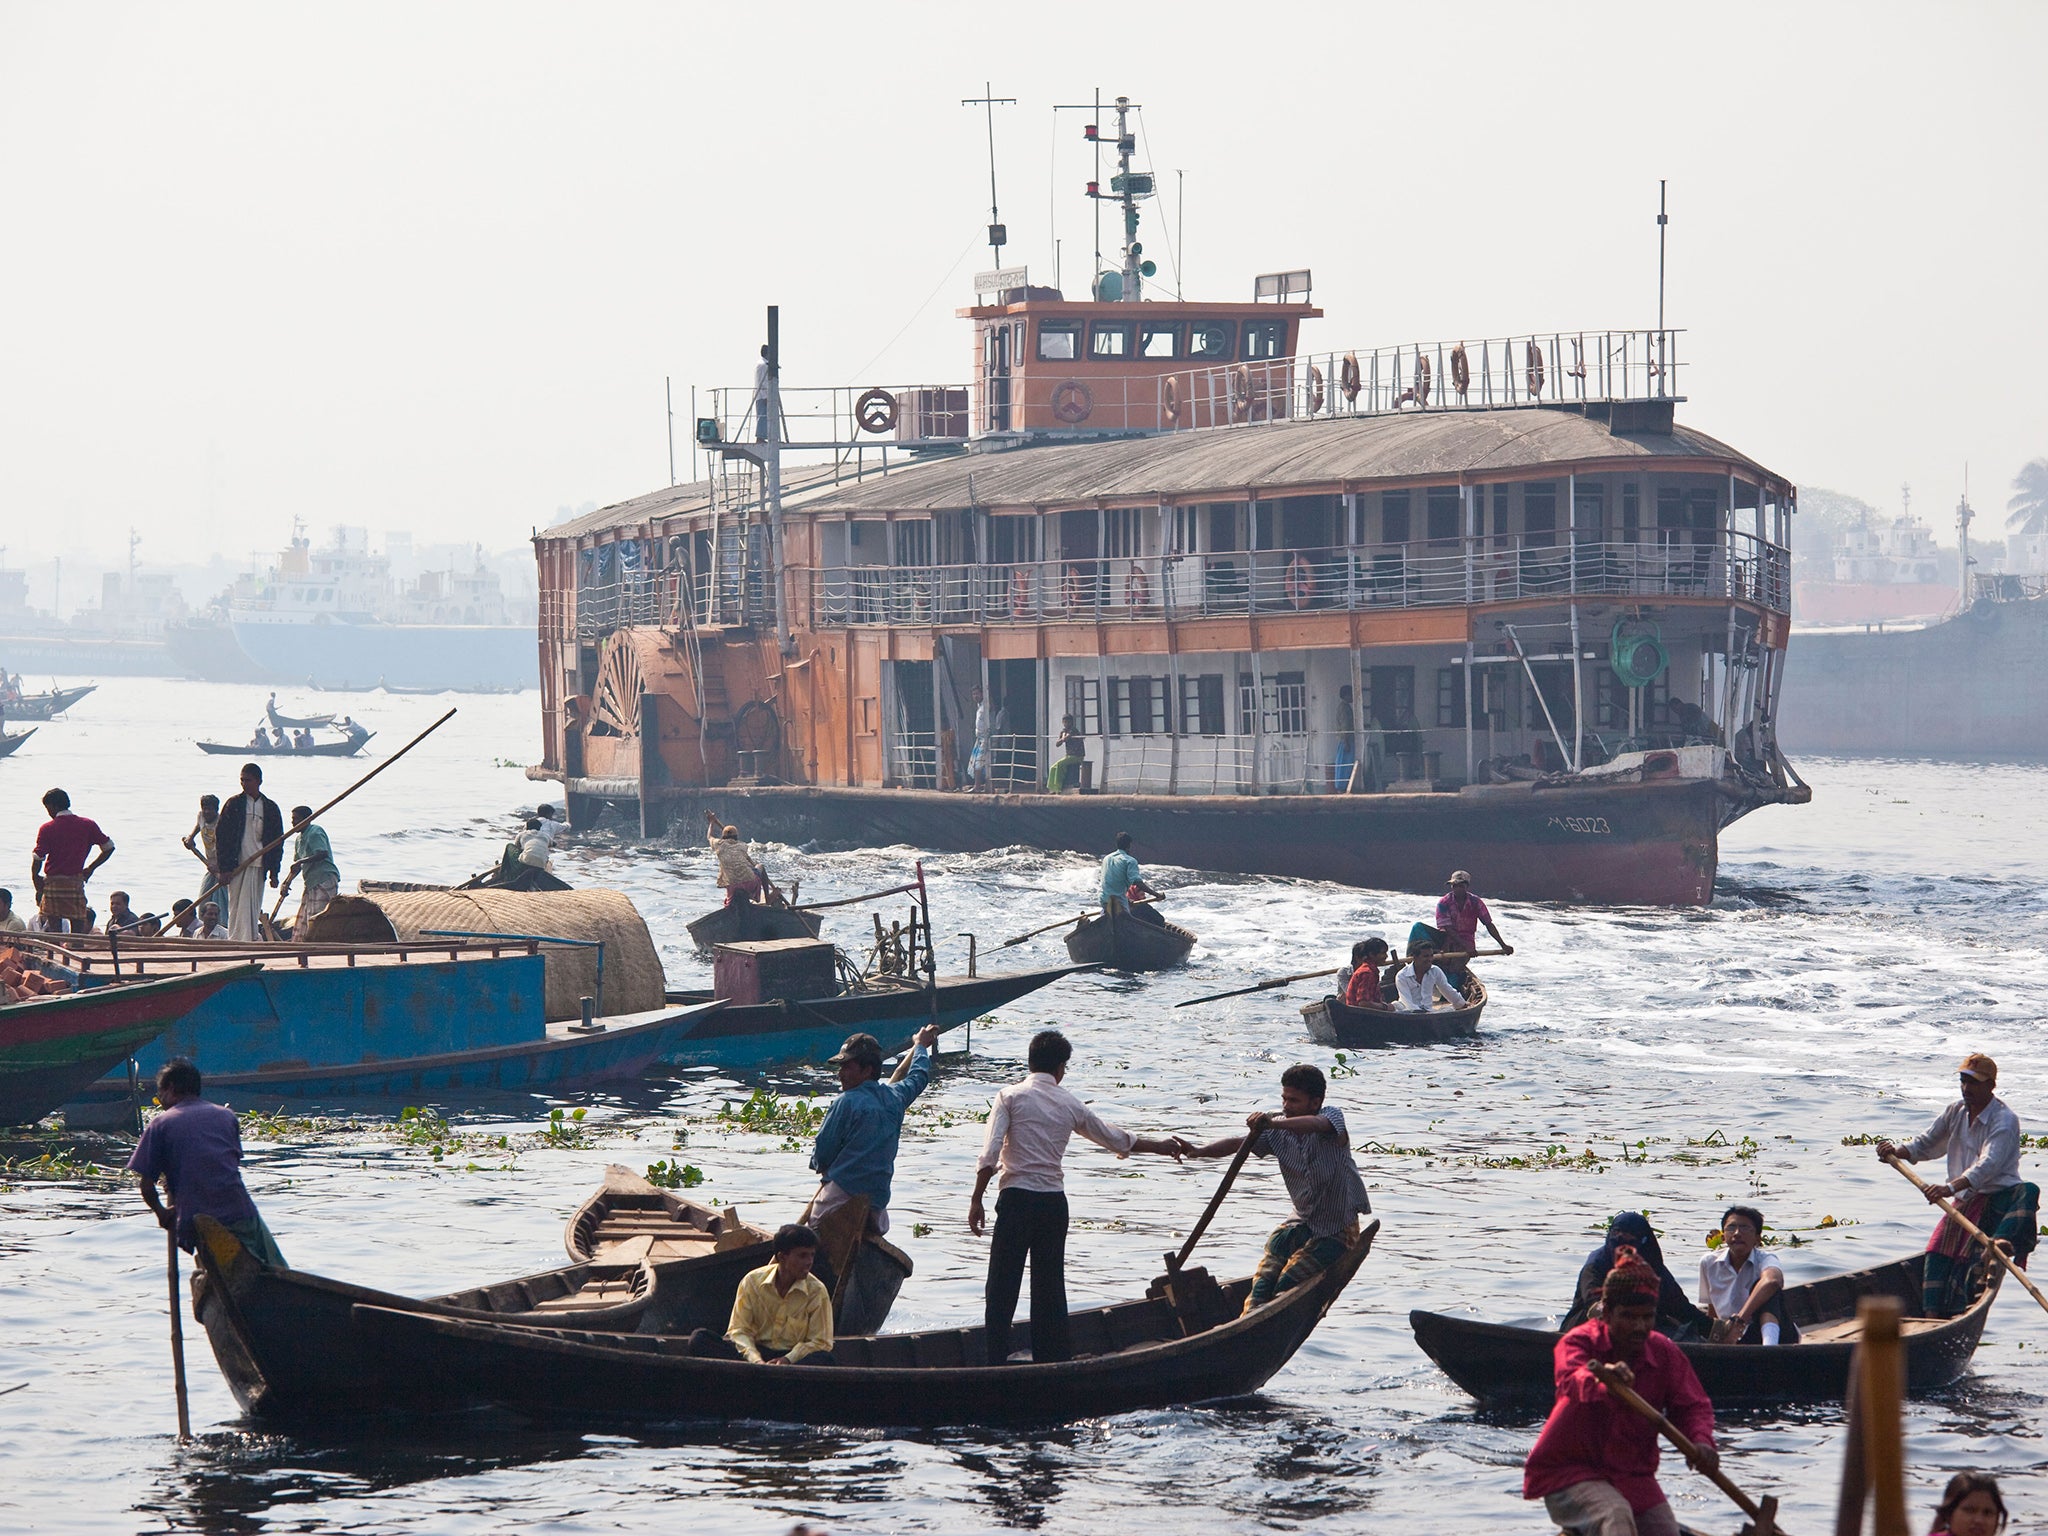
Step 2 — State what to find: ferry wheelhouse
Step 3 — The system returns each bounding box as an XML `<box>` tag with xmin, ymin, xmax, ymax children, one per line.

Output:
<box><xmin>531</xmin><ymin>104</ymin><xmax>1806</xmax><ymax>904</ymax></box>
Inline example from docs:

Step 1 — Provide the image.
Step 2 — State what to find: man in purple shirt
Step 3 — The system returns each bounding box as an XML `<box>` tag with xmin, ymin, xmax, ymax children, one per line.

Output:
<box><xmin>127</xmin><ymin>1060</ymin><xmax>286</xmax><ymax>1267</ymax></box>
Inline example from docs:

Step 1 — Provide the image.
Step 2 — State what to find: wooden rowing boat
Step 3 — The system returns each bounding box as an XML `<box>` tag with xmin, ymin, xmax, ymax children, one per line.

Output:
<box><xmin>197</xmin><ymin>732</ymin><xmax>373</xmax><ymax>757</ymax></box>
<box><xmin>1063</xmin><ymin>904</ymin><xmax>1196</xmax><ymax>971</ymax></box>
<box><xmin>266</xmin><ymin>705</ymin><xmax>335</xmax><ymax>729</ymax></box>
<box><xmin>685</xmin><ymin>901</ymin><xmax>823</xmax><ymax>956</ymax></box>
<box><xmin>1301</xmin><ymin>977</ymin><xmax>1487</xmax><ymax>1048</ymax></box>
<box><xmin>0</xmin><ymin>727</ymin><xmax>34</xmax><ymax>759</ymax></box>
<box><xmin>1409</xmin><ymin>1251</ymin><xmax>1999</xmax><ymax>1407</ymax></box>
<box><xmin>0</xmin><ymin>964</ymin><xmax>259</xmax><ymax>1125</ymax></box>
<box><xmin>566</xmin><ymin>1165</ymin><xmax>911</xmax><ymax>1337</ymax></box>
<box><xmin>2</xmin><ymin>684</ymin><xmax>94</xmax><ymax>721</ymax></box>
<box><xmin>350</xmin><ymin>1221</ymin><xmax>1378</xmax><ymax>1428</ymax></box>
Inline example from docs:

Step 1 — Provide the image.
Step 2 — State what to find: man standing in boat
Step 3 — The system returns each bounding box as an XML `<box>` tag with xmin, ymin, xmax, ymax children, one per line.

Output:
<box><xmin>1524</xmin><ymin>1245</ymin><xmax>1716</xmax><ymax>1536</ymax></box>
<box><xmin>29</xmin><ymin>787</ymin><xmax>114</xmax><ymax>934</ymax></box>
<box><xmin>808</xmin><ymin>1024</ymin><xmax>941</xmax><ymax>1238</ymax></box>
<box><xmin>1099</xmin><ymin>832</ymin><xmax>1165</xmax><ymax>927</ymax></box>
<box><xmin>970</xmin><ymin>1029</ymin><xmax>1185</xmax><ymax>1364</ymax></box>
<box><xmin>182</xmin><ymin>793</ymin><xmax>222</xmax><ymax>909</ymax></box>
<box><xmin>705</xmin><ymin>811</ymin><xmax>764</xmax><ymax>906</ymax></box>
<box><xmin>129</xmin><ymin>1059</ymin><xmax>286</xmax><ymax>1267</ymax></box>
<box><xmin>1875</xmin><ymin>1053</ymin><xmax>2035</xmax><ymax>1318</ymax></box>
<box><xmin>282</xmin><ymin>805</ymin><xmax>340</xmax><ymax>932</ymax></box>
<box><xmin>214</xmin><ymin>763</ymin><xmax>283</xmax><ymax>942</ymax></box>
<box><xmin>1434</xmin><ymin>871</ymin><xmax>1510</xmax><ymax>963</ymax></box>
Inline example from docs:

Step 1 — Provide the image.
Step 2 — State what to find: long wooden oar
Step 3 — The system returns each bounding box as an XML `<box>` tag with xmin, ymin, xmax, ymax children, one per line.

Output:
<box><xmin>209</xmin><ymin>709</ymin><xmax>456</xmax><ymax>904</ymax></box>
<box><xmin>1166</xmin><ymin>1115</ymin><xmax>1268</xmax><ymax>1275</ymax></box>
<box><xmin>1586</xmin><ymin>1360</ymin><xmax>1782</xmax><ymax>1535</ymax></box>
<box><xmin>793</xmin><ymin>878</ymin><xmax>923</xmax><ymax>915</ymax></box>
<box><xmin>1883</xmin><ymin>1153</ymin><xmax>2048</xmax><ymax>1318</ymax></box>
<box><xmin>999</xmin><ymin>894</ymin><xmax>1160</xmax><ymax>950</ymax></box>
<box><xmin>167</xmin><ymin>1228</ymin><xmax>191</xmax><ymax>1442</ymax></box>
<box><xmin>1174</xmin><ymin>946</ymin><xmax>1512</xmax><ymax>1008</ymax></box>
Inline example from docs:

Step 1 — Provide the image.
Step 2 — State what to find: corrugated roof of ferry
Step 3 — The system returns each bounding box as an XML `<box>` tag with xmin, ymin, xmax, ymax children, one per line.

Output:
<box><xmin>790</xmin><ymin>408</ymin><xmax>1788</xmax><ymax>515</ymax></box>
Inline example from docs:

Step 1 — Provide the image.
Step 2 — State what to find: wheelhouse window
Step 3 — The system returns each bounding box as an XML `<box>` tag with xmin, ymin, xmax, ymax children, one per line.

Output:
<box><xmin>1241</xmin><ymin>320</ymin><xmax>1287</xmax><ymax>360</ymax></box>
<box><xmin>1036</xmin><ymin>321</ymin><xmax>1080</xmax><ymax>362</ymax></box>
<box><xmin>1189</xmin><ymin>321</ymin><xmax>1234</xmax><ymax>361</ymax></box>
<box><xmin>1140</xmin><ymin>323</ymin><xmax>1183</xmax><ymax>359</ymax></box>
<box><xmin>1090</xmin><ymin>322</ymin><xmax>1134</xmax><ymax>360</ymax></box>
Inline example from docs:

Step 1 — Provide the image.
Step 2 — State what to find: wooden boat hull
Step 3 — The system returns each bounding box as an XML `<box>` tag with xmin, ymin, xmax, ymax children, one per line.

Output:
<box><xmin>352</xmin><ymin>1221</ymin><xmax>1377</xmax><ymax>1428</ymax></box>
<box><xmin>0</xmin><ymin>727</ymin><xmax>34</xmax><ymax>758</ymax></box>
<box><xmin>684</xmin><ymin>902</ymin><xmax>823</xmax><ymax>956</ymax></box>
<box><xmin>198</xmin><ymin>735</ymin><xmax>372</xmax><ymax>757</ymax></box>
<box><xmin>3</xmin><ymin>684</ymin><xmax>95</xmax><ymax>721</ymax></box>
<box><xmin>656</xmin><ymin>965</ymin><xmax>1086</xmax><ymax>1072</ymax></box>
<box><xmin>1302</xmin><ymin>979</ymin><xmax>1487</xmax><ymax>1047</ymax></box>
<box><xmin>1063</xmin><ymin>905</ymin><xmax>1196</xmax><ymax>971</ymax></box>
<box><xmin>266</xmin><ymin>709</ymin><xmax>335</xmax><ymax>729</ymax></box>
<box><xmin>0</xmin><ymin>965</ymin><xmax>257</xmax><ymax>1125</ymax></box>
<box><xmin>1409</xmin><ymin>1252</ymin><xmax>1998</xmax><ymax>1407</ymax></box>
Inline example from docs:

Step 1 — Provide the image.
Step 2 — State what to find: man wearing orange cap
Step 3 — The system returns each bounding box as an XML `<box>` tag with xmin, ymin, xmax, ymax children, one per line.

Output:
<box><xmin>1877</xmin><ymin>1052</ymin><xmax>2035</xmax><ymax>1318</ymax></box>
<box><xmin>1524</xmin><ymin>1246</ymin><xmax>1717</xmax><ymax>1536</ymax></box>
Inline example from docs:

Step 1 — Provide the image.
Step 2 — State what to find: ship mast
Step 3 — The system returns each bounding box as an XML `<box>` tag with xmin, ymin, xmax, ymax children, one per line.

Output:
<box><xmin>1956</xmin><ymin>469</ymin><xmax>1974</xmax><ymax>608</ymax></box>
<box><xmin>1085</xmin><ymin>96</ymin><xmax>1156</xmax><ymax>302</ymax></box>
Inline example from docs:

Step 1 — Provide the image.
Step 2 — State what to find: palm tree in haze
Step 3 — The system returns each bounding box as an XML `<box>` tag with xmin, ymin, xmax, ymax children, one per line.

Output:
<box><xmin>2009</xmin><ymin>458</ymin><xmax>2048</xmax><ymax>536</ymax></box>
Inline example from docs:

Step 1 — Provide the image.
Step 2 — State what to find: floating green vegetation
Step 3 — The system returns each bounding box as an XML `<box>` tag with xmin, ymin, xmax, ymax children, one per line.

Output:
<box><xmin>1354</xmin><ymin>1140</ymin><xmax>1435</xmax><ymax>1157</ymax></box>
<box><xmin>911</xmin><ymin>1223</ymin><xmax>934</xmax><ymax>1238</ymax></box>
<box><xmin>716</xmin><ymin>1090</ymin><xmax>826</xmax><ymax>1143</ymax></box>
<box><xmin>1464</xmin><ymin>1144</ymin><xmax>1607</xmax><ymax>1171</ymax></box>
<box><xmin>0</xmin><ymin>1148</ymin><xmax>126</xmax><ymax>1185</ymax></box>
<box><xmin>541</xmin><ymin>1107</ymin><xmax>588</xmax><ymax>1146</ymax></box>
<box><xmin>644</xmin><ymin>1159</ymin><xmax>703</xmax><ymax>1189</ymax></box>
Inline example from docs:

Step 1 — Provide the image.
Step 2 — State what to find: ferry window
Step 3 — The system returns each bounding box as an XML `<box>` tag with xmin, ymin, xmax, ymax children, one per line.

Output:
<box><xmin>1491</xmin><ymin>485</ymin><xmax>1510</xmax><ymax>539</ymax></box>
<box><xmin>1241</xmin><ymin>320</ymin><xmax>1287</xmax><ymax>360</ymax></box>
<box><xmin>1380</xmin><ymin>492</ymin><xmax>1411</xmax><ymax>545</ymax></box>
<box><xmin>1367</xmin><ymin>666</ymin><xmax>1416</xmax><ymax>729</ymax></box>
<box><xmin>1189</xmin><ymin>321</ymin><xmax>1234</xmax><ymax>360</ymax></box>
<box><xmin>1140</xmin><ymin>323</ymin><xmax>1183</xmax><ymax>359</ymax></box>
<box><xmin>1112</xmin><ymin>675</ymin><xmax>1167</xmax><ymax>736</ymax></box>
<box><xmin>1272</xmin><ymin>672</ymin><xmax>1307</xmax><ymax>735</ymax></box>
<box><xmin>1622</xmin><ymin>484</ymin><xmax>1641</xmax><ymax>542</ymax></box>
<box><xmin>1103</xmin><ymin>507</ymin><xmax>1141</xmax><ymax>559</ymax></box>
<box><xmin>1207</xmin><ymin>504</ymin><xmax>1239</xmax><ymax>552</ymax></box>
<box><xmin>1426</xmin><ymin>487</ymin><xmax>1461</xmax><ymax>542</ymax></box>
<box><xmin>1064</xmin><ymin>675</ymin><xmax>1101</xmax><ymax>737</ymax></box>
<box><xmin>1437</xmin><ymin>668</ymin><xmax>1466</xmax><ymax>728</ymax></box>
<box><xmin>1181</xmin><ymin>673</ymin><xmax>1225</xmax><ymax>735</ymax></box>
<box><xmin>1090</xmin><ymin>322</ymin><xmax>1134</xmax><ymax>360</ymax></box>
<box><xmin>1523</xmin><ymin>483</ymin><xmax>1557</xmax><ymax>547</ymax></box>
<box><xmin>1037</xmin><ymin>321</ymin><xmax>1080</xmax><ymax>362</ymax></box>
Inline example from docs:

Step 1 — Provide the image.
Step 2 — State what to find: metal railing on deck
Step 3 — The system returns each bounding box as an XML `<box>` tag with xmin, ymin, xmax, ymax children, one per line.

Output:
<box><xmin>804</xmin><ymin>531</ymin><xmax>1787</xmax><ymax>627</ymax></box>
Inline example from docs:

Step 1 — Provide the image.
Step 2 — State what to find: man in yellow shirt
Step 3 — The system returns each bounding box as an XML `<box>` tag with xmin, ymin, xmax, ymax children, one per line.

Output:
<box><xmin>690</xmin><ymin>1224</ymin><xmax>837</xmax><ymax>1364</ymax></box>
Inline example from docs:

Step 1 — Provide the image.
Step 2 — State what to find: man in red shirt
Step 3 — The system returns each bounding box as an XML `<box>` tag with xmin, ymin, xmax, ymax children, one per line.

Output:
<box><xmin>1525</xmin><ymin>1245</ymin><xmax>1717</xmax><ymax>1536</ymax></box>
<box><xmin>1435</xmin><ymin>870</ymin><xmax>1511</xmax><ymax>959</ymax></box>
<box><xmin>30</xmin><ymin>788</ymin><xmax>115</xmax><ymax>933</ymax></box>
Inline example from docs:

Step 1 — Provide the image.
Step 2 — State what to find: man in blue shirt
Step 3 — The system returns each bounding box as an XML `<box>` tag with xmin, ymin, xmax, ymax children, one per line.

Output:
<box><xmin>1099</xmin><ymin>831</ymin><xmax>1164</xmax><ymax>923</ymax></box>
<box><xmin>808</xmin><ymin>1023</ymin><xmax>941</xmax><ymax>1236</ymax></box>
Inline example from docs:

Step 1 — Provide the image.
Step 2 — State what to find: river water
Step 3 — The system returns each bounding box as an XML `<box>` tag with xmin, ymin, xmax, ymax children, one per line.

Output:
<box><xmin>2</xmin><ymin>676</ymin><xmax>2043</xmax><ymax>1534</ymax></box>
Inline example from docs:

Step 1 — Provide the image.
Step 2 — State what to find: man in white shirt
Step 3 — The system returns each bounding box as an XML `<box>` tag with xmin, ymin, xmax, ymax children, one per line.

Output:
<box><xmin>1698</xmin><ymin>1204</ymin><xmax>1788</xmax><ymax>1344</ymax></box>
<box><xmin>1395</xmin><ymin>941</ymin><xmax>1468</xmax><ymax>1012</ymax></box>
<box><xmin>0</xmin><ymin>887</ymin><xmax>26</xmax><ymax>935</ymax></box>
<box><xmin>1877</xmin><ymin>1052</ymin><xmax>2035</xmax><ymax>1317</ymax></box>
<box><xmin>197</xmin><ymin>900</ymin><xmax>232</xmax><ymax>940</ymax></box>
<box><xmin>969</xmin><ymin>1029</ymin><xmax>1184</xmax><ymax>1364</ymax></box>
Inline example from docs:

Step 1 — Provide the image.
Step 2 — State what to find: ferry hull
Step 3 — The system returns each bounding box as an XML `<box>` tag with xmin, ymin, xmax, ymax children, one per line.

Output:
<box><xmin>574</xmin><ymin>779</ymin><xmax>1733</xmax><ymax>906</ymax></box>
<box><xmin>229</xmin><ymin>618</ymin><xmax>535</xmax><ymax>691</ymax></box>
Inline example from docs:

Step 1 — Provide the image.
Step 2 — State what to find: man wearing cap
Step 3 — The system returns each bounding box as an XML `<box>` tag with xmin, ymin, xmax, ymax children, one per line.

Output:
<box><xmin>705</xmin><ymin>810</ymin><xmax>764</xmax><ymax>906</ymax></box>
<box><xmin>1524</xmin><ymin>1244</ymin><xmax>1717</xmax><ymax>1536</ymax></box>
<box><xmin>808</xmin><ymin>1023</ymin><xmax>943</xmax><ymax>1237</ymax></box>
<box><xmin>1434</xmin><ymin>871</ymin><xmax>1510</xmax><ymax>964</ymax></box>
<box><xmin>1877</xmin><ymin>1054</ymin><xmax>2036</xmax><ymax>1318</ymax></box>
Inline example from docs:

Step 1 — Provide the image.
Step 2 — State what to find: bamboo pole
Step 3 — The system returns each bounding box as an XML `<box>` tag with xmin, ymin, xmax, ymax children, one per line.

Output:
<box><xmin>1167</xmin><ymin>1117</ymin><xmax>1267</xmax><ymax>1275</ymax></box>
<box><xmin>1858</xmin><ymin>1297</ymin><xmax>1910</xmax><ymax>1536</ymax></box>
<box><xmin>1585</xmin><ymin>1361</ymin><xmax>1782</xmax><ymax>1535</ymax></box>
<box><xmin>166</xmin><ymin>1229</ymin><xmax>191</xmax><ymax>1442</ymax></box>
<box><xmin>1883</xmin><ymin>1153</ymin><xmax>2048</xmax><ymax>1318</ymax></box>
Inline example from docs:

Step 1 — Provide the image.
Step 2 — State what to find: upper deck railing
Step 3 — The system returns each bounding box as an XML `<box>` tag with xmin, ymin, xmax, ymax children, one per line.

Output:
<box><xmin>801</xmin><ymin>528</ymin><xmax>1788</xmax><ymax>629</ymax></box>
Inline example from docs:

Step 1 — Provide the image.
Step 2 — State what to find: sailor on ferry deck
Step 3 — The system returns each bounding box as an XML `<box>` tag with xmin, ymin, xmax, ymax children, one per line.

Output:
<box><xmin>1047</xmin><ymin>714</ymin><xmax>1086</xmax><ymax>791</ymax></box>
<box><xmin>807</xmin><ymin>1024</ymin><xmax>941</xmax><ymax>1238</ymax></box>
<box><xmin>1394</xmin><ymin>941</ymin><xmax>1467</xmax><ymax>1012</ymax></box>
<box><xmin>214</xmin><ymin>763</ymin><xmax>283</xmax><ymax>943</ymax></box>
<box><xmin>1099</xmin><ymin>832</ymin><xmax>1164</xmax><ymax>924</ymax></box>
<box><xmin>967</xmin><ymin>684</ymin><xmax>991</xmax><ymax>791</ymax></box>
<box><xmin>1876</xmin><ymin>1053</ymin><xmax>2037</xmax><ymax>1318</ymax></box>
<box><xmin>1341</xmin><ymin>937</ymin><xmax>1394</xmax><ymax>1010</ymax></box>
<box><xmin>705</xmin><ymin>811</ymin><xmax>764</xmax><ymax>906</ymax></box>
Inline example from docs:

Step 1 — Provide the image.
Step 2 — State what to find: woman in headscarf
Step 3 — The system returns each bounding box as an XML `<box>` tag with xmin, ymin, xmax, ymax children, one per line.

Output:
<box><xmin>1563</xmin><ymin>1211</ymin><xmax>1710</xmax><ymax>1338</ymax></box>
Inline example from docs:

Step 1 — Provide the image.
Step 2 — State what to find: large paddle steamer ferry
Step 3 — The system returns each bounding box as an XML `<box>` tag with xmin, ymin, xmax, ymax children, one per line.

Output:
<box><xmin>528</xmin><ymin>98</ymin><xmax>1806</xmax><ymax>904</ymax></box>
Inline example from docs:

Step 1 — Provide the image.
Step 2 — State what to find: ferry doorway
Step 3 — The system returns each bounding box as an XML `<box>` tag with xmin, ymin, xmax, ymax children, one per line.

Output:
<box><xmin>890</xmin><ymin>659</ymin><xmax>937</xmax><ymax>789</ymax></box>
<box><xmin>985</xmin><ymin>323</ymin><xmax>1013</xmax><ymax>433</ymax></box>
<box><xmin>989</xmin><ymin>658</ymin><xmax>1039</xmax><ymax>790</ymax></box>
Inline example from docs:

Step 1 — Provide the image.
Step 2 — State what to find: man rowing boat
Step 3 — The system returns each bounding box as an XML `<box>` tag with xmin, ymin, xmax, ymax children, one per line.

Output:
<box><xmin>1875</xmin><ymin>1053</ymin><xmax>2038</xmax><ymax>1318</ymax></box>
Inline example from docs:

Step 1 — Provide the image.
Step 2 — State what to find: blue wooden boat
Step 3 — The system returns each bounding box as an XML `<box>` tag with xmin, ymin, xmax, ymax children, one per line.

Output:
<box><xmin>655</xmin><ymin>965</ymin><xmax>1087</xmax><ymax>1073</ymax></box>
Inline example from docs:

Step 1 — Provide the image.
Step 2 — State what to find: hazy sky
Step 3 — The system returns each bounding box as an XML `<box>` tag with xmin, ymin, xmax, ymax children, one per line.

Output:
<box><xmin>3</xmin><ymin>1</ymin><xmax>2043</xmax><ymax>581</ymax></box>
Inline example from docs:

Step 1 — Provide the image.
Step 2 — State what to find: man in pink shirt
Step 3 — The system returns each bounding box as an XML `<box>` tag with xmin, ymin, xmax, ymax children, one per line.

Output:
<box><xmin>1524</xmin><ymin>1246</ymin><xmax>1717</xmax><ymax>1535</ymax></box>
<box><xmin>1434</xmin><ymin>870</ymin><xmax>1510</xmax><ymax>960</ymax></box>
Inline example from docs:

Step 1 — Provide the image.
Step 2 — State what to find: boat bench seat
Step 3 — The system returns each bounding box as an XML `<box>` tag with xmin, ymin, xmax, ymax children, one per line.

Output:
<box><xmin>1797</xmin><ymin>1315</ymin><xmax>1945</xmax><ymax>1344</ymax></box>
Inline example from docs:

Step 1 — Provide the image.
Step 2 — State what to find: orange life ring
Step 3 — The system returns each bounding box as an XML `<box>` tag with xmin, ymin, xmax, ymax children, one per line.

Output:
<box><xmin>1284</xmin><ymin>553</ymin><xmax>1316</xmax><ymax>609</ymax></box>
<box><xmin>1010</xmin><ymin>566</ymin><xmax>1031</xmax><ymax>612</ymax></box>
<box><xmin>1414</xmin><ymin>354</ymin><xmax>1431</xmax><ymax>407</ymax></box>
<box><xmin>1162</xmin><ymin>374</ymin><xmax>1181</xmax><ymax>426</ymax></box>
<box><xmin>1229</xmin><ymin>366</ymin><xmax>1253</xmax><ymax>421</ymax></box>
<box><xmin>1307</xmin><ymin>364</ymin><xmax>1325</xmax><ymax>415</ymax></box>
<box><xmin>1124</xmin><ymin>561</ymin><xmax>1151</xmax><ymax>610</ymax></box>
<box><xmin>1525</xmin><ymin>339</ymin><xmax>1546</xmax><ymax>397</ymax></box>
<box><xmin>1339</xmin><ymin>352</ymin><xmax>1361</xmax><ymax>403</ymax></box>
<box><xmin>1450</xmin><ymin>344</ymin><xmax>1470</xmax><ymax>398</ymax></box>
<box><xmin>1051</xmin><ymin>379</ymin><xmax>1093</xmax><ymax>424</ymax></box>
<box><xmin>1062</xmin><ymin>563</ymin><xmax>1086</xmax><ymax>610</ymax></box>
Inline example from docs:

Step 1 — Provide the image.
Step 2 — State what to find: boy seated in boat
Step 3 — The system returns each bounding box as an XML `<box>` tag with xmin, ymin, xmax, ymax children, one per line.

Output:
<box><xmin>1340</xmin><ymin>938</ymin><xmax>1394</xmax><ymax>1010</ymax></box>
<box><xmin>689</xmin><ymin>1223</ymin><xmax>836</xmax><ymax>1365</ymax></box>
<box><xmin>1697</xmin><ymin>1204</ymin><xmax>1793</xmax><ymax>1345</ymax></box>
<box><xmin>1181</xmin><ymin>1063</ymin><xmax>1372</xmax><ymax>1313</ymax></box>
<box><xmin>1393</xmin><ymin>941</ymin><xmax>1467</xmax><ymax>1011</ymax></box>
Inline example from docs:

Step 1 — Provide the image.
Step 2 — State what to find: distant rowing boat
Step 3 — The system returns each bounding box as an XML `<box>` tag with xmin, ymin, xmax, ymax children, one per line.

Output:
<box><xmin>1301</xmin><ymin>977</ymin><xmax>1488</xmax><ymax>1048</ymax></box>
<box><xmin>197</xmin><ymin>731</ymin><xmax>373</xmax><ymax>757</ymax></box>
<box><xmin>0</xmin><ymin>727</ymin><xmax>34</xmax><ymax>759</ymax></box>
<box><xmin>3</xmin><ymin>684</ymin><xmax>95</xmax><ymax>721</ymax></box>
<box><xmin>1063</xmin><ymin>904</ymin><xmax>1196</xmax><ymax>971</ymax></box>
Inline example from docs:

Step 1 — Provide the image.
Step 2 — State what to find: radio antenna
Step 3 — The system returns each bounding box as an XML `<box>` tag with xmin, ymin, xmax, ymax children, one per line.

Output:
<box><xmin>962</xmin><ymin>84</ymin><xmax>1016</xmax><ymax>268</ymax></box>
